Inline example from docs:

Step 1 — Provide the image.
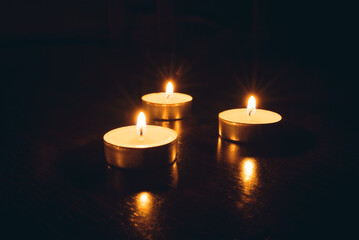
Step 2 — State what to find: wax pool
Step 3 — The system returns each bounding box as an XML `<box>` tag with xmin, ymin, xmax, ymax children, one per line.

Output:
<box><xmin>219</xmin><ymin>109</ymin><xmax>282</xmax><ymax>125</ymax></box>
<box><xmin>104</xmin><ymin>125</ymin><xmax>177</xmax><ymax>148</ymax></box>
<box><xmin>142</xmin><ymin>93</ymin><xmax>192</xmax><ymax>120</ymax></box>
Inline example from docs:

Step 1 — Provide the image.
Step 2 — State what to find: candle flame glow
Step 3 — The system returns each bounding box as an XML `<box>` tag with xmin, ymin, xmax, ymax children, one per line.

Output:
<box><xmin>247</xmin><ymin>96</ymin><xmax>256</xmax><ymax>117</ymax></box>
<box><xmin>136</xmin><ymin>112</ymin><xmax>146</xmax><ymax>140</ymax></box>
<box><xmin>166</xmin><ymin>81</ymin><xmax>174</xmax><ymax>99</ymax></box>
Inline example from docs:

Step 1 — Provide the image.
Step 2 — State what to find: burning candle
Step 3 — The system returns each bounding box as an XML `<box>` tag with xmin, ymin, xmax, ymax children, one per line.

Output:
<box><xmin>103</xmin><ymin>112</ymin><xmax>177</xmax><ymax>169</ymax></box>
<box><xmin>142</xmin><ymin>81</ymin><xmax>193</xmax><ymax>120</ymax></box>
<box><xmin>218</xmin><ymin>96</ymin><xmax>282</xmax><ymax>142</ymax></box>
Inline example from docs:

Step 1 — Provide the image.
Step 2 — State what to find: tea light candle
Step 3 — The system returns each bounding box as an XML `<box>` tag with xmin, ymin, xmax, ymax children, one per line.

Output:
<box><xmin>142</xmin><ymin>81</ymin><xmax>192</xmax><ymax>120</ymax></box>
<box><xmin>219</xmin><ymin>96</ymin><xmax>282</xmax><ymax>142</ymax></box>
<box><xmin>104</xmin><ymin>112</ymin><xmax>177</xmax><ymax>169</ymax></box>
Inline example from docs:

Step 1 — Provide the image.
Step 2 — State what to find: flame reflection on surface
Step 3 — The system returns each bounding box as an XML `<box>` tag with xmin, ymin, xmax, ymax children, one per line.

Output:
<box><xmin>136</xmin><ymin>192</ymin><xmax>152</xmax><ymax>213</ymax></box>
<box><xmin>216</xmin><ymin>137</ymin><xmax>259</xmax><ymax>204</ymax></box>
<box><xmin>127</xmin><ymin>192</ymin><xmax>162</xmax><ymax>238</ymax></box>
<box><xmin>155</xmin><ymin>120</ymin><xmax>183</xmax><ymax>136</ymax></box>
<box><xmin>241</xmin><ymin>158</ymin><xmax>258</xmax><ymax>196</ymax></box>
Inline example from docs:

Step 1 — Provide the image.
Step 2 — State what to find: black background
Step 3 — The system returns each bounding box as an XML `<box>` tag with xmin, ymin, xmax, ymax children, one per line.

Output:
<box><xmin>1</xmin><ymin>1</ymin><xmax>357</xmax><ymax>239</ymax></box>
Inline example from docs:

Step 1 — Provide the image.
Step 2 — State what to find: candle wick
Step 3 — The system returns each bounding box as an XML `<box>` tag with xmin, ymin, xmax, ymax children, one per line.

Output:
<box><xmin>139</xmin><ymin>128</ymin><xmax>144</xmax><ymax>141</ymax></box>
<box><xmin>248</xmin><ymin>109</ymin><xmax>253</xmax><ymax>117</ymax></box>
<box><xmin>167</xmin><ymin>94</ymin><xmax>171</xmax><ymax>100</ymax></box>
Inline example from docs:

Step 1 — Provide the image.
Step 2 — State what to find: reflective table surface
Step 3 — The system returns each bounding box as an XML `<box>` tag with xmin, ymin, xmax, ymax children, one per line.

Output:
<box><xmin>2</xmin><ymin>41</ymin><xmax>355</xmax><ymax>240</ymax></box>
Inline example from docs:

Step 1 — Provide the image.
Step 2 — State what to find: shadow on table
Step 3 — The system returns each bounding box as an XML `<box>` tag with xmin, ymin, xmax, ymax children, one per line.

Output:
<box><xmin>106</xmin><ymin>162</ymin><xmax>178</xmax><ymax>194</ymax></box>
<box><xmin>55</xmin><ymin>140</ymin><xmax>107</xmax><ymax>191</ymax></box>
<box><xmin>56</xmin><ymin>139</ymin><xmax>178</xmax><ymax>193</ymax></box>
<box><xmin>218</xmin><ymin>123</ymin><xmax>317</xmax><ymax>158</ymax></box>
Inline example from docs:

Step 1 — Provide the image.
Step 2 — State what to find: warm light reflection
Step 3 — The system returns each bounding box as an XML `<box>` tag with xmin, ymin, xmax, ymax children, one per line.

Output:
<box><xmin>240</xmin><ymin>158</ymin><xmax>258</xmax><ymax>196</ymax></box>
<box><xmin>173</xmin><ymin>120</ymin><xmax>181</xmax><ymax>135</ymax></box>
<box><xmin>166</xmin><ymin>81</ymin><xmax>174</xmax><ymax>99</ymax></box>
<box><xmin>136</xmin><ymin>112</ymin><xmax>146</xmax><ymax>140</ymax></box>
<box><xmin>155</xmin><ymin>119</ymin><xmax>183</xmax><ymax>135</ymax></box>
<box><xmin>128</xmin><ymin>191</ymin><xmax>161</xmax><ymax>238</ymax></box>
<box><xmin>217</xmin><ymin>137</ymin><xmax>239</xmax><ymax>164</ymax></box>
<box><xmin>216</xmin><ymin>139</ymin><xmax>259</xmax><ymax>206</ymax></box>
<box><xmin>242</xmin><ymin>159</ymin><xmax>255</xmax><ymax>182</ymax></box>
<box><xmin>216</xmin><ymin>137</ymin><xmax>222</xmax><ymax>162</ymax></box>
<box><xmin>217</xmin><ymin>137</ymin><xmax>241</xmax><ymax>165</ymax></box>
<box><xmin>136</xmin><ymin>192</ymin><xmax>152</xmax><ymax>214</ymax></box>
<box><xmin>247</xmin><ymin>96</ymin><xmax>256</xmax><ymax>116</ymax></box>
<box><xmin>170</xmin><ymin>162</ymin><xmax>179</xmax><ymax>188</ymax></box>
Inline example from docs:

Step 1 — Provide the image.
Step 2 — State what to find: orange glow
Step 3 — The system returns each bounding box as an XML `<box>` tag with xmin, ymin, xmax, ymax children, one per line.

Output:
<box><xmin>130</xmin><ymin>191</ymin><xmax>159</xmax><ymax>238</ymax></box>
<box><xmin>242</xmin><ymin>158</ymin><xmax>255</xmax><ymax>182</ymax></box>
<box><xmin>136</xmin><ymin>112</ymin><xmax>146</xmax><ymax>140</ymax></box>
<box><xmin>241</xmin><ymin>158</ymin><xmax>258</xmax><ymax>196</ymax></box>
<box><xmin>166</xmin><ymin>81</ymin><xmax>174</xmax><ymax>99</ymax></box>
<box><xmin>170</xmin><ymin>162</ymin><xmax>179</xmax><ymax>188</ymax></box>
<box><xmin>136</xmin><ymin>192</ymin><xmax>152</xmax><ymax>213</ymax></box>
<box><xmin>156</xmin><ymin>118</ymin><xmax>183</xmax><ymax>135</ymax></box>
<box><xmin>216</xmin><ymin>137</ymin><xmax>222</xmax><ymax>162</ymax></box>
<box><xmin>247</xmin><ymin>96</ymin><xmax>256</xmax><ymax>116</ymax></box>
<box><xmin>216</xmin><ymin>137</ymin><xmax>240</xmax><ymax>164</ymax></box>
<box><xmin>216</xmin><ymin>141</ymin><xmax>259</xmax><ymax>205</ymax></box>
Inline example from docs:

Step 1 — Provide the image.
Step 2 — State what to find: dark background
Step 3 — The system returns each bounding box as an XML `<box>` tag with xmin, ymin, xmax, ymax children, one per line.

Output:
<box><xmin>1</xmin><ymin>1</ymin><xmax>357</xmax><ymax>239</ymax></box>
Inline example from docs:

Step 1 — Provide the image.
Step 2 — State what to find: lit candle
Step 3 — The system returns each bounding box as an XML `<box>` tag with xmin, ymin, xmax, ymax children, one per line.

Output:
<box><xmin>142</xmin><ymin>81</ymin><xmax>193</xmax><ymax>120</ymax></box>
<box><xmin>103</xmin><ymin>112</ymin><xmax>178</xmax><ymax>169</ymax></box>
<box><xmin>218</xmin><ymin>96</ymin><xmax>282</xmax><ymax>142</ymax></box>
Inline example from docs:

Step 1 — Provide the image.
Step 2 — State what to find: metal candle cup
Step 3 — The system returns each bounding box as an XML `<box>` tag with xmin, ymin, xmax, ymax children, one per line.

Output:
<box><xmin>142</xmin><ymin>93</ymin><xmax>192</xmax><ymax>120</ymax></box>
<box><xmin>142</xmin><ymin>82</ymin><xmax>192</xmax><ymax>120</ymax></box>
<box><xmin>103</xmin><ymin>113</ymin><xmax>178</xmax><ymax>169</ymax></box>
<box><xmin>218</xmin><ymin>108</ymin><xmax>282</xmax><ymax>143</ymax></box>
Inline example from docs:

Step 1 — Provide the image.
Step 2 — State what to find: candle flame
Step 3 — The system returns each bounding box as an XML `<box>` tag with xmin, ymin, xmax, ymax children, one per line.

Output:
<box><xmin>136</xmin><ymin>112</ymin><xmax>146</xmax><ymax>140</ymax></box>
<box><xmin>247</xmin><ymin>96</ymin><xmax>256</xmax><ymax>117</ymax></box>
<box><xmin>166</xmin><ymin>81</ymin><xmax>174</xmax><ymax>99</ymax></box>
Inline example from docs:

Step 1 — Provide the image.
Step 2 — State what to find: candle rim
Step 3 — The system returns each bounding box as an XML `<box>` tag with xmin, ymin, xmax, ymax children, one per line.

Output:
<box><xmin>142</xmin><ymin>92</ymin><xmax>193</xmax><ymax>105</ymax></box>
<box><xmin>219</xmin><ymin>108</ymin><xmax>282</xmax><ymax>125</ymax></box>
<box><xmin>104</xmin><ymin>125</ymin><xmax>178</xmax><ymax>149</ymax></box>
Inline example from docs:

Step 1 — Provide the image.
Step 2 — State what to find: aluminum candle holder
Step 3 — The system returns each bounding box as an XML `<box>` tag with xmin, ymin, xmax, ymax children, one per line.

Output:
<box><xmin>103</xmin><ymin>113</ymin><xmax>178</xmax><ymax>170</ymax></box>
<box><xmin>142</xmin><ymin>82</ymin><xmax>193</xmax><ymax>120</ymax></box>
<box><xmin>218</xmin><ymin>113</ymin><xmax>281</xmax><ymax>142</ymax></box>
<box><xmin>218</xmin><ymin>96</ymin><xmax>282</xmax><ymax>143</ymax></box>
<box><xmin>142</xmin><ymin>98</ymin><xmax>192</xmax><ymax>120</ymax></box>
<box><xmin>104</xmin><ymin>133</ymin><xmax>177</xmax><ymax>169</ymax></box>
